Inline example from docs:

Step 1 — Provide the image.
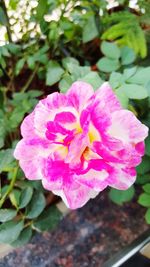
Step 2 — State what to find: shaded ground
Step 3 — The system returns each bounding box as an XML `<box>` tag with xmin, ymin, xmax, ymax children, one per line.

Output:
<box><xmin>0</xmin><ymin>190</ymin><xmax>149</xmax><ymax>267</ymax></box>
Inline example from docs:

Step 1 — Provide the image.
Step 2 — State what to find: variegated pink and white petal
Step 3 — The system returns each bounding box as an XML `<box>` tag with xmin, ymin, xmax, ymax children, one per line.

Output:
<box><xmin>33</xmin><ymin>93</ymin><xmax>78</xmax><ymax>138</ymax></box>
<box><xmin>108</xmin><ymin>167</ymin><xmax>136</xmax><ymax>190</ymax></box>
<box><xmin>14</xmin><ymin>139</ymin><xmax>46</xmax><ymax>180</ymax></box>
<box><xmin>21</xmin><ymin>111</ymin><xmax>35</xmax><ymax>138</ymax></box>
<box><xmin>67</xmin><ymin>81</ymin><xmax>94</xmax><ymax>112</ymax></box>
<box><xmin>53</xmin><ymin>183</ymin><xmax>98</xmax><ymax>209</ymax></box>
<box><xmin>95</xmin><ymin>82</ymin><xmax>122</xmax><ymax>113</ymax></box>
<box><xmin>65</xmin><ymin>133</ymin><xmax>89</xmax><ymax>168</ymax></box>
<box><xmin>108</xmin><ymin>110</ymin><xmax>148</xmax><ymax>144</ymax></box>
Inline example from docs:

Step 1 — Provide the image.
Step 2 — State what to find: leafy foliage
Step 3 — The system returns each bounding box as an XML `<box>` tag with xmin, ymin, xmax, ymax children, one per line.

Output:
<box><xmin>138</xmin><ymin>183</ymin><xmax>150</xmax><ymax>224</ymax></box>
<box><xmin>97</xmin><ymin>41</ymin><xmax>136</xmax><ymax>73</ymax></box>
<box><xmin>102</xmin><ymin>11</ymin><xmax>147</xmax><ymax>58</ymax></box>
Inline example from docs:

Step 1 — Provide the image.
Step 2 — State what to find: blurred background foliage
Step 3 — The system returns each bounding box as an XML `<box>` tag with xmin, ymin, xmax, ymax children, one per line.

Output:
<box><xmin>0</xmin><ymin>0</ymin><xmax>150</xmax><ymax>246</ymax></box>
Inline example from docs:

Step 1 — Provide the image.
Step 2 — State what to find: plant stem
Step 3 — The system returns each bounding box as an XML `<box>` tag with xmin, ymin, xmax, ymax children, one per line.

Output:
<box><xmin>24</xmin><ymin>220</ymin><xmax>33</xmax><ymax>228</ymax></box>
<box><xmin>0</xmin><ymin>0</ymin><xmax>16</xmax><ymax>92</ymax></box>
<box><xmin>21</xmin><ymin>63</ymin><xmax>39</xmax><ymax>93</ymax></box>
<box><xmin>0</xmin><ymin>0</ymin><xmax>12</xmax><ymax>42</ymax></box>
<box><xmin>0</xmin><ymin>165</ymin><xmax>19</xmax><ymax>208</ymax></box>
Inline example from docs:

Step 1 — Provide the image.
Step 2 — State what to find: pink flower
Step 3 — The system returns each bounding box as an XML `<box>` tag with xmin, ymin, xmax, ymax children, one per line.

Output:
<box><xmin>14</xmin><ymin>82</ymin><xmax>148</xmax><ymax>209</ymax></box>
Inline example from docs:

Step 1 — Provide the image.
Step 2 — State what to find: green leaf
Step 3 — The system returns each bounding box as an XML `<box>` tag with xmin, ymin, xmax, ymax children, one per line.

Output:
<box><xmin>136</xmin><ymin>174</ymin><xmax>150</xmax><ymax>185</ymax></box>
<box><xmin>27</xmin><ymin>90</ymin><xmax>43</xmax><ymax>98</ymax></box>
<box><xmin>59</xmin><ymin>74</ymin><xmax>74</xmax><ymax>93</ymax></box>
<box><xmin>37</xmin><ymin>45</ymin><xmax>49</xmax><ymax>55</ymax></box>
<box><xmin>27</xmin><ymin>56</ymin><xmax>35</xmax><ymax>70</ymax></box>
<box><xmin>119</xmin><ymin>84</ymin><xmax>148</xmax><ymax>99</ymax></box>
<box><xmin>62</xmin><ymin>57</ymin><xmax>79</xmax><ymax>69</ymax></box>
<box><xmin>79</xmin><ymin>72</ymin><xmax>103</xmax><ymax>90</ymax></box>
<box><xmin>36</xmin><ymin>0</ymin><xmax>48</xmax><ymax>21</ymax></box>
<box><xmin>109</xmin><ymin>72</ymin><xmax>123</xmax><ymax>89</ymax></box>
<box><xmin>33</xmin><ymin>206</ymin><xmax>61</xmax><ymax>231</ymax></box>
<box><xmin>0</xmin><ymin>7</ymin><xmax>8</xmax><ymax>26</ymax></box>
<box><xmin>145</xmin><ymin>136</ymin><xmax>150</xmax><ymax>156</ymax></box>
<box><xmin>120</xmin><ymin>46</ymin><xmax>136</xmax><ymax>65</ymax></box>
<box><xmin>9</xmin><ymin>108</ymin><xmax>25</xmax><ymax>129</ymax></box>
<box><xmin>145</xmin><ymin>208</ymin><xmax>150</xmax><ymax>224</ymax></box>
<box><xmin>0</xmin><ymin>46</ymin><xmax>10</xmax><ymax>57</ymax></box>
<box><xmin>128</xmin><ymin>67</ymin><xmax>150</xmax><ymax>85</ymax></box>
<box><xmin>15</xmin><ymin>58</ymin><xmax>26</xmax><ymax>76</ymax></box>
<box><xmin>0</xmin><ymin>149</ymin><xmax>14</xmax><ymax>173</ymax></box>
<box><xmin>135</xmin><ymin>24</ymin><xmax>147</xmax><ymax>58</ymax></box>
<box><xmin>19</xmin><ymin>187</ymin><xmax>33</xmax><ymax>209</ymax></box>
<box><xmin>26</xmin><ymin>191</ymin><xmax>46</xmax><ymax>219</ymax></box>
<box><xmin>27</xmin><ymin>180</ymin><xmax>44</xmax><ymax>191</ymax></box>
<box><xmin>46</xmin><ymin>60</ymin><xmax>64</xmax><ymax>86</ymax></box>
<box><xmin>109</xmin><ymin>186</ymin><xmax>135</xmax><ymax>205</ymax></box>
<box><xmin>115</xmin><ymin>88</ymin><xmax>129</xmax><ymax>108</ymax></box>
<box><xmin>7</xmin><ymin>43</ymin><xmax>21</xmax><ymax>54</ymax></box>
<box><xmin>12</xmin><ymin>92</ymin><xmax>28</xmax><ymax>103</ymax></box>
<box><xmin>0</xmin><ymin>209</ymin><xmax>17</xmax><ymax>222</ymax></box>
<box><xmin>101</xmin><ymin>41</ymin><xmax>121</xmax><ymax>59</ymax></box>
<box><xmin>34</xmin><ymin>53</ymin><xmax>48</xmax><ymax>65</ymax></box>
<box><xmin>82</xmin><ymin>16</ymin><xmax>99</xmax><ymax>43</ymax></box>
<box><xmin>0</xmin><ymin>221</ymin><xmax>24</xmax><ymax>244</ymax></box>
<box><xmin>97</xmin><ymin>57</ymin><xmax>120</xmax><ymax>73</ymax></box>
<box><xmin>9</xmin><ymin>189</ymin><xmax>21</xmax><ymax>209</ymax></box>
<box><xmin>145</xmin><ymin>80</ymin><xmax>150</xmax><ymax>97</ymax></box>
<box><xmin>136</xmin><ymin>156</ymin><xmax>150</xmax><ymax>174</ymax></box>
<box><xmin>68</xmin><ymin>65</ymin><xmax>91</xmax><ymax>79</ymax></box>
<box><xmin>11</xmin><ymin>227</ymin><xmax>32</xmax><ymax>247</ymax></box>
<box><xmin>138</xmin><ymin>193</ymin><xmax>150</xmax><ymax>207</ymax></box>
<box><xmin>123</xmin><ymin>67</ymin><xmax>137</xmax><ymax>81</ymax></box>
<box><xmin>143</xmin><ymin>184</ymin><xmax>150</xmax><ymax>194</ymax></box>
<box><xmin>9</xmin><ymin>0</ymin><xmax>19</xmax><ymax>10</ymax></box>
<box><xmin>0</xmin><ymin>110</ymin><xmax>6</xmax><ymax>149</ymax></box>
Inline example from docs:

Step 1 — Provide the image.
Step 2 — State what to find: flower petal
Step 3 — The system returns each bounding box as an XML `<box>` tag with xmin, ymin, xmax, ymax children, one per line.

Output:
<box><xmin>76</xmin><ymin>169</ymin><xmax>109</xmax><ymax>191</ymax></box>
<box><xmin>67</xmin><ymin>81</ymin><xmax>94</xmax><ymax>112</ymax></box>
<box><xmin>54</xmin><ymin>184</ymin><xmax>99</xmax><ymax>209</ymax></box>
<box><xmin>95</xmin><ymin>82</ymin><xmax>122</xmax><ymax>113</ymax></box>
<box><xmin>14</xmin><ymin>139</ymin><xmax>45</xmax><ymax>180</ymax></box>
<box><xmin>21</xmin><ymin>111</ymin><xmax>35</xmax><ymax>138</ymax></box>
<box><xmin>65</xmin><ymin>133</ymin><xmax>89</xmax><ymax>168</ymax></box>
<box><xmin>108</xmin><ymin>167</ymin><xmax>136</xmax><ymax>190</ymax></box>
<box><xmin>108</xmin><ymin>110</ymin><xmax>148</xmax><ymax>143</ymax></box>
<box><xmin>34</xmin><ymin>93</ymin><xmax>77</xmax><ymax>138</ymax></box>
<box><xmin>42</xmin><ymin>160</ymin><xmax>69</xmax><ymax>191</ymax></box>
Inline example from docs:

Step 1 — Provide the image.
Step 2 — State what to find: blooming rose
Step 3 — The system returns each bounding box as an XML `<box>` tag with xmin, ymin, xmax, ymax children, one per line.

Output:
<box><xmin>14</xmin><ymin>82</ymin><xmax>148</xmax><ymax>209</ymax></box>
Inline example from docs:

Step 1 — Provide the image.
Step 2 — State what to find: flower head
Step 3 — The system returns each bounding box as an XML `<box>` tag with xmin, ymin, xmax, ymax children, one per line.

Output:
<box><xmin>14</xmin><ymin>82</ymin><xmax>148</xmax><ymax>209</ymax></box>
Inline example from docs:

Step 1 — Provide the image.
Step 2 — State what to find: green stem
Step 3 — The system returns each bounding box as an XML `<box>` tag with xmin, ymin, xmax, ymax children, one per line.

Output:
<box><xmin>21</xmin><ymin>63</ymin><xmax>39</xmax><ymax>93</ymax></box>
<box><xmin>24</xmin><ymin>220</ymin><xmax>33</xmax><ymax>228</ymax></box>
<box><xmin>0</xmin><ymin>0</ymin><xmax>12</xmax><ymax>42</ymax></box>
<box><xmin>0</xmin><ymin>165</ymin><xmax>19</xmax><ymax>208</ymax></box>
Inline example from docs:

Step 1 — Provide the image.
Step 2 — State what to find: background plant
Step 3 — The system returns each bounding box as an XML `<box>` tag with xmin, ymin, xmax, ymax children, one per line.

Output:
<box><xmin>0</xmin><ymin>0</ymin><xmax>150</xmax><ymax>246</ymax></box>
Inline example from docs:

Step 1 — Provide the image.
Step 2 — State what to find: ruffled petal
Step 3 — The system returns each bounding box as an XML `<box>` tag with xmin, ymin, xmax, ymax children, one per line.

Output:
<box><xmin>14</xmin><ymin>139</ymin><xmax>46</xmax><ymax>180</ymax></box>
<box><xmin>76</xmin><ymin>169</ymin><xmax>109</xmax><ymax>191</ymax></box>
<box><xmin>108</xmin><ymin>167</ymin><xmax>136</xmax><ymax>190</ymax></box>
<box><xmin>42</xmin><ymin>159</ymin><xmax>69</xmax><ymax>191</ymax></box>
<box><xmin>14</xmin><ymin>139</ymin><xmax>67</xmax><ymax>180</ymax></box>
<box><xmin>95</xmin><ymin>82</ymin><xmax>122</xmax><ymax>113</ymax></box>
<box><xmin>67</xmin><ymin>81</ymin><xmax>94</xmax><ymax>112</ymax></box>
<box><xmin>108</xmin><ymin>110</ymin><xmax>148</xmax><ymax>143</ymax></box>
<box><xmin>54</xmin><ymin>184</ymin><xmax>98</xmax><ymax>209</ymax></box>
<box><xmin>34</xmin><ymin>93</ymin><xmax>78</xmax><ymax>138</ymax></box>
<box><xmin>65</xmin><ymin>133</ymin><xmax>89</xmax><ymax>168</ymax></box>
<box><xmin>21</xmin><ymin>111</ymin><xmax>35</xmax><ymax>138</ymax></box>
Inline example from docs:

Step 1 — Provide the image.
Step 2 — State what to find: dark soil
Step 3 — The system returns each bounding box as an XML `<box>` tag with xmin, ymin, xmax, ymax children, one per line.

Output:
<box><xmin>0</xmin><ymin>189</ymin><xmax>149</xmax><ymax>267</ymax></box>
